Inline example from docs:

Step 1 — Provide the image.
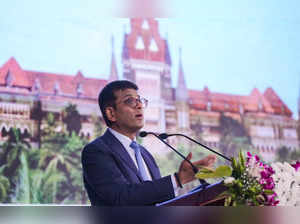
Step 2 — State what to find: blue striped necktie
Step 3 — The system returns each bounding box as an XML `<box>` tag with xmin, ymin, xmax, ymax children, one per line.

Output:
<box><xmin>130</xmin><ymin>141</ymin><xmax>150</xmax><ymax>181</ymax></box>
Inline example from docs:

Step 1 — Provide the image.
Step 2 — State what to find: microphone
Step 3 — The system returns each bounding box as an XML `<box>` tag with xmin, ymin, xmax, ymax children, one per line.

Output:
<box><xmin>139</xmin><ymin>131</ymin><xmax>209</xmax><ymax>187</ymax></box>
<box><xmin>139</xmin><ymin>131</ymin><xmax>148</xmax><ymax>138</ymax></box>
<box><xmin>158</xmin><ymin>133</ymin><xmax>232</xmax><ymax>162</ymax></box>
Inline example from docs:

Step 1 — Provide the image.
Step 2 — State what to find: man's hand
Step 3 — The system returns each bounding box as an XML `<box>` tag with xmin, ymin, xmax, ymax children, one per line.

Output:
<box><xmin>176</xmin><ymin>153</ymin><xmax>216</xmax><ymax>186</ymax></box>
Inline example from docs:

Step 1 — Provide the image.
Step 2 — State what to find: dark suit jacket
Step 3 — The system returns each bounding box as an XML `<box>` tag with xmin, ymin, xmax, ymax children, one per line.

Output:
<box><xmin>81</xmin><ymin>129</ymin><xmax>175</xmax><ymax>206</ymax></box>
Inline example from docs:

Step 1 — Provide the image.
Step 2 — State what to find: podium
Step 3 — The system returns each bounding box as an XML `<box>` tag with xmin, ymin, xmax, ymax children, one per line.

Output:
<box><xmin>156</xmin><ymin>181</ymin><xmax>227</xmax><ymax>206</ymax></box>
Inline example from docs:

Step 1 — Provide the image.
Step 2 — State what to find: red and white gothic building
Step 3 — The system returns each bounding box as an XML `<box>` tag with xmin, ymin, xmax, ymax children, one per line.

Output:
<box><xmin>0</xmin><ymin>18</ymin><xmax>298</xmax><ymax>162</ymax></box>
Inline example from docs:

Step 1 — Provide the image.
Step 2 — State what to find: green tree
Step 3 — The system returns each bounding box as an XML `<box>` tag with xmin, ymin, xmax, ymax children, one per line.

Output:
<box><xmin>31</xmin><ymin>99</ymin><xmax>43</xmax><ymax>148</ymax></box>
<box><xmin>290</xmin><ymin>149</ymin><xmax>300</xmax><ymax>161</ymax></box>
<box><xmin>91</xmin><ymin>113</ymin><xmax>104</xmax><ymax>138</ymax></box>
<box><xmin>0</xmin><ymin>166</ymin><xmax>10</xmax><ymax>202</ymax></box>
<box><xmin>62</xmin><ymin>104</ymin><xmax>82</xmax><ymax>136</ymax></box>
<box><xmin>154</xmin><ymin>142</ymin><xmax>216</xmax><ymax>194</ymax></box>
<box><xmin>12</xmin><ymin>151</ymin><xmax>65</xmax><ymax>203</ymax></box>
<box><xmin>276</xmin><ymin>146</ymin><xmax>289</xmax><ymax>162</ymax></box>
<box><xmin>39</xmin><ymin>113</ymin><xmax>88</xmax><ymax>203</ymax></box>
<box><xmin>218</xmin><ymin>114</ymin><xmax>252</xmax><ymax>160</ymax></box>
<box><xmin>190</xmin><ymin>118</ymin><xmax>204</xmax><ymax>140</ymax></box>
<box><xmin>0</xmin><ymin>112</ymin><xmax>89</xmax><ymax>204</ymax></box>
<box><xmin>276</xmin><ymin>146</ymin><xmax>300</xmax><ymax>162</ymax></box>
<box><xmin>0</xmin><ymin>128</ymin><xmax>31</xmax><ymax>200</ymax></box>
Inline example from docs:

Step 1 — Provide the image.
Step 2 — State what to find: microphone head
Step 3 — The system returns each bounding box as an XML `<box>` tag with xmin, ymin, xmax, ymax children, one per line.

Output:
<box><xmin>139</xmin><ymin>131</ymin><xmax>148</xmax><ymax>137</ymax></box>
<box><xmin>158</xmin><ymin>133</ymin><xmax>169</xmax><ymax>139</ymax></box>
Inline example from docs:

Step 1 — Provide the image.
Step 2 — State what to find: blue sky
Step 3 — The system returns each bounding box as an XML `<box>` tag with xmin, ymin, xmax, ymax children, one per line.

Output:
<box><xmin>1</xmin><ymin>0</ymin><xmax>299</xmax><ymax>118</ymax></box>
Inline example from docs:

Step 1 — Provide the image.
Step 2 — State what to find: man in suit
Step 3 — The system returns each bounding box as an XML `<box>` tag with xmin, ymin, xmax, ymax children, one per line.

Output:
<box><xmin>82</xmin><ymin>80</ymin><xmax>216</xmax><ymax>206</ymax></box>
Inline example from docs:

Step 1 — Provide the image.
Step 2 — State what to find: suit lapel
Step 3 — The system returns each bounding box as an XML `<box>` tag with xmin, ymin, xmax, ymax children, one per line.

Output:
<box><xmin>102</xmin><ymin>130</ymin><xmax>143</xmax><ymax>181</ymax></box>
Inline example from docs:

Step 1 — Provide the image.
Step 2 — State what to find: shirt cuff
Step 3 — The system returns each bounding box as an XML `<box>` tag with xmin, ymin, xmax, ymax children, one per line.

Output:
<box><xmin>171</xmin><ymin>174</ymin><xmax>180</xmax><ymax>197</ymax></box>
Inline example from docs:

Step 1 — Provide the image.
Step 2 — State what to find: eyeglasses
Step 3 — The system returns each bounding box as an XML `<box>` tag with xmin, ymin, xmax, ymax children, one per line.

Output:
<box><xmin>118</xmin><ymin>96</ymin><xmax>148</xmax><ymax>108</ymax></box>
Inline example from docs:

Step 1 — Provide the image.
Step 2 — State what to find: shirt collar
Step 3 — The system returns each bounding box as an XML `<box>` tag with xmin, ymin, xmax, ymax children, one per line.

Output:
<box><xmin>108</xmin><ymin>128</ymin><xmax>136</xmax><ymax>148</ymax></box>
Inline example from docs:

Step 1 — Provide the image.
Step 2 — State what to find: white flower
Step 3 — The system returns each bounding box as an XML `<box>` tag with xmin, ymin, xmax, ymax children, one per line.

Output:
<box><xmin>246</xmin><ymin>157</ymin><xmax>263</xmax><ymax>179</ymax></box>
<box><xmin>224</xmin><ymin>177</ymin><xmax>235</xmax><ymax>184</ymax></box>
<box><xmin>271</xmin><ymin>162</ymin><xmax>300</xmax><ymax>206</ymax></box>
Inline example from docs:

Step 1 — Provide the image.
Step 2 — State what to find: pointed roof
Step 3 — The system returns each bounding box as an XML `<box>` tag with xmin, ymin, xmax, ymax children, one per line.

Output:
<box><xmin>108</xmin><ymin>36</ymin><xmax>119</xmax><ymax>82</ymax></box>
<box><xmin>176</xmin><ymin>48</ymin><xmax>188</xmax><ymax>101</ymax></box>
<box><xmin>264</xmin><ymin>87</ymin><xmax>292</xmax><ymax>116</ymax></box>
<box><xmin>122</xmin><ymin>18</ymin><xmax>168</xmax><ymax>63</ymax></box>
<box><xmin>122</xmin><ymin>28</ymin><xmax>129</xmax><ymax>61</ymax></box>
<box><xmin>188</xmin><ymin>85</ymin><xmax>292</xmax><ymax>116</ymax></box>
<box><xmin>0</xmin><ymin>57</ymin><xmax>31</xmax><ymax>87</ymax></box>
<box><xmin>249</xmin><ymin>88</ymin><xmax>273</xmax><ymax>113</ymax></box>
<box><xmin>73</xmin><ymin>70</ymin><xmax>84</xmax><ymax>83</ymax></box>
<box><xmin>0</xmin><ymin>57</ymin><xmax>107</xmax><ymax>100</ymax></box>
<box><xmin>250</xmin><ymin>88</ymin><xmax>261</xmax><ymax>98</ymax></box>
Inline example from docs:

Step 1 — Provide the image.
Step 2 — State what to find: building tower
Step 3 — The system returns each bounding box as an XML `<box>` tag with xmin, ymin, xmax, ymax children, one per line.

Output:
<box><xmin>297</xmin><ymin>80</ymin><xmax>300</xmax><ymax>142</ymax></box>
<box><xmin>121</xmin><ymin>18</ymin><xmax>172</xmax><ymax>133</ymax></box>
<box><xmin>108</xmin><ymin>35</ymin><xmax>119</xmax><ymax>82</ymax></box>
<box><xmin>175</xmin><ymin>48</ymin><xmax>190</xmax><ymax>131</ymax></box>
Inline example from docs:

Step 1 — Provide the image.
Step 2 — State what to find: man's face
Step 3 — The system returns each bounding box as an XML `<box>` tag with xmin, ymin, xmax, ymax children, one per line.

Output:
<box><xmin>108</xmin><ymin>88</ymin><xmax>145</xmax><ymax>133</ymax></box>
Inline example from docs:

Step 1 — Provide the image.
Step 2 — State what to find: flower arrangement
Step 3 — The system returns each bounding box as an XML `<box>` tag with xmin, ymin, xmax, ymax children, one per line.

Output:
<box><xmin>271</xmin><ymin>161</ymin><xmax>300</xmax><ymax>206</ymax></box>
<box><xmin>196</xmin><ymin>151</ymin><xmax>300</xmax><ymax>206</ymax></box>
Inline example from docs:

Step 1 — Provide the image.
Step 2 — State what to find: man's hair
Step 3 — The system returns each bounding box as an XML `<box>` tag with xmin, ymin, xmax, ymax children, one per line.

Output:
<box><xmin>98</xmin><ymin>80</ymin><xmax>138</xmax><ymax>127</ymax></box>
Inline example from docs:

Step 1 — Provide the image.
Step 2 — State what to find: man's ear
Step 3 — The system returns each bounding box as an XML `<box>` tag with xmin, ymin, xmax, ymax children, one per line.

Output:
<box><xmin>105</xmin><ymin>107</ymin><xmax>116</xmax><ymax>122</ymax></box>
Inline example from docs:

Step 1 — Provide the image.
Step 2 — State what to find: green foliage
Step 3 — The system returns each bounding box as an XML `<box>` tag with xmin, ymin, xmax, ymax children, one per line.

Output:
<box><xmin>154</xmin><ymin>143</ymin><xmax>210</xmax><ymax>177</ymax></box>
<box><xmin>0</xmin><ymin>166</ymin><xmax>10</xmax><ymax>202</ymax></box>
<box><xmin>91</xmin><ymin>114</ymin><xmax>104</xmax><ymax>138</ymax></box>
<box><xmin>14</xmin><ymin>152</ymin><xmax>31</xmax><ymax>203</ymax></box>
<box><xmin>30</xmin><ymin>99</ymin><xmax>43</xmax><ymax>148</ymax></box>
<box><xmin>218</xmin><ymin>114</ymin><xmax>253</xmax><ymax>159</ymax></box>
<box><xmin>62</xmin><ymin>104</ymin><xmax>82</xmax><ymax>135</ymax></box>
<box><xmin>190</xmin><ymin>118</ymin><xmax>204</xmax><ymax>140</ymax></box>
<box><xmin>210</xmin><ymin>151</ymin><xmax>277</xmax><ymax>206</ymax></box>
<box><xmin>276</xmin><ymin>146</ymin><xmax>289</xmax><ymax>162</ymax></box>
<box><xmin>0</xmin><ymin>104</ymin><xmax>89</xmax><ymax>204</ymax></box>
<box><xmin>38</xmin><ymin>130</ymin><xmax>88</xmax><ymax>203</ymax></box>
<box><xmin>276</xmin><ymin>146</ymin><xmax>300</xmax><ymax>162</ymax></box>
<box><xmin>231</xmin><ymin>151</ymin><xmax>246</xmax><ymax>179</ymax></box>
<box><xmin>0</xmin><ymin>128</ymin><xmax>31</xmax><ymax>200</ymax></box>
<box><xmin>12</xmin><ymin>152</ymin><xmax>66</xmax><ymax>203</ymax></box>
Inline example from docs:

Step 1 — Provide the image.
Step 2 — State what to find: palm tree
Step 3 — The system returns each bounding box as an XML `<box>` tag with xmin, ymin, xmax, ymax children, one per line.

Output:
<box><xmin>0</xmin><ymin>128</ymin><xmax>31</xmax><ymax>199</ymax></box>
<box><xmin>62</xmin><ymin>104</ymin><xmax>82</xmax><ymax>136</ymax></box>
<box><xmin>38</xmin><ymin>129</ymin><xmax>87</xmax><ymax>203</ymax></box>
<box><xmin>39</xmin><ymin>108</ymin><xmax>89</xmax><ymax>203</ymax></box>
<box><xmin>30</xmin><ymin>99</ymin><xmax>43</xmax><ymax>149</ymax></box>
<box><xmin>218</xmin><ymin>113</ymin><xmax>252</xmax><ymax>160</ymax></box>
<box><xmin>12</xmin><ymin>151</ymin><xmax>65</xmax><ymax>203</ymax></box>
<box><xmin>0</xmin><ymin>166</ymin><xmax>10</xmax><ymax>202</ymax></box>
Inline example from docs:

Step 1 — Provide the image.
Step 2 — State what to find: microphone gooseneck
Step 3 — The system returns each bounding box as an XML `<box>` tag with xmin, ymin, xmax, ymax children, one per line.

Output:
<box><xmin>139</xmin><ymin>131</ymin><xmax>209</xmax><ymax>187</ymax></box>
<box><xmin>158</xmin><ymin>133</ymin><xmax>232</xmax><ymax>162</ymax></box>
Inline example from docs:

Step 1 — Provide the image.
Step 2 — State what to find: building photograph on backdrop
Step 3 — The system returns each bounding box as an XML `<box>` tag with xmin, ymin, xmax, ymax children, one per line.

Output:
<box><xmin>0</xmin><ymin>0</ymin><xmax>300</xmax><ymax>206</ymax></box>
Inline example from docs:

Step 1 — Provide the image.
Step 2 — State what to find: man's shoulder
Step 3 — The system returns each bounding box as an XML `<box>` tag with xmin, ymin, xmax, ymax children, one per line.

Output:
<box><xmin>83</xmin><ymin>134</ymin><xmax>109</xmax><ymax>153</ymax></box>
